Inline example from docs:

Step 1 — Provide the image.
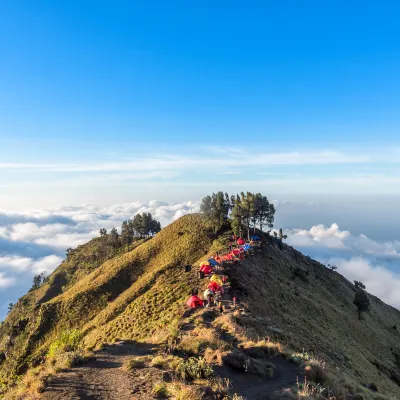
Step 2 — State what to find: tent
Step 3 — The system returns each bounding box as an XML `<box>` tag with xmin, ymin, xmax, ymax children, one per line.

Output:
<box><xmin>208</xmin><ymin>258</ymin><xmax>220</xmax><ymax>266</ymax></box>
<box><xmin>186</xmin><ymin>295</ymin><xmax>204</xmax><ymax>308</ymax></box>
<box><xmin>200</xmin><ymin>264</ymin><xmax>212</xmax><ymax>275</ymax></box>
<box><xmin>208</xmin><ymin>281</ymin><xmax>220</xmax><ymax>292</ymax></box>
<box><xmin>250</xmin><ymin>235</ymin><xmax>261</xmax><ymax>241</ymax></box>
<box><xmin>210</xmin><ymin>274</ymin><xmax>223</xmax><ymax>286</ymax></box>
<box><xmin>237</xmin><ymin>237</ymin><xmax>246</xmax><ymax>245</ymax></box>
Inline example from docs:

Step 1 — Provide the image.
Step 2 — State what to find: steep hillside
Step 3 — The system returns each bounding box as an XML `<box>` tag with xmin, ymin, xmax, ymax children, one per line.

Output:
<box><xmin>0</xmin><ymin>215</ymin><xmax>215</xmax><ymax>385</ymax></box>
<box><xmin>226</xmin><ymin>238</ymin><xmax>400</xmax><ymax>398</ymax></box>
<box><xmin>1</xmin><ymin>214</ymin><xmax>399</xmax><ymax>399</ymax></box>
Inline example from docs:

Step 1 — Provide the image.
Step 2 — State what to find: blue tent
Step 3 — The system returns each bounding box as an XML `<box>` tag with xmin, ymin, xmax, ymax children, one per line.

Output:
<box><xmin>243</xmin><ymin>244</ymin><xmax>252</xmax><ymax>251</ymax></box>
<box><xmin>208</xmin><ymin>258</ymin><xmax>220</xmax><ymax>266</ymax></box>
<box><xmin>250</xmin><ymin>235</ymin><xmax>261</xmax><ymax>241</ymax></box>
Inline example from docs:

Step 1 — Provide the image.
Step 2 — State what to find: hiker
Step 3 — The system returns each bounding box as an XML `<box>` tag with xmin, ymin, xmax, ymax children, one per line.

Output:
<box><xmin>232</xmin><ymin>296</ymin><xmax>237</xmax><ymax>307</ymax></box>
<box><xmin>204</xmin><ymin>288</ymin><xmax>215</xmax><ymax>307</ymax></box>
<box><xmin>218</xmin><ymin>301</ymin><xmax>224</xmax><ymax>314</ymax></box>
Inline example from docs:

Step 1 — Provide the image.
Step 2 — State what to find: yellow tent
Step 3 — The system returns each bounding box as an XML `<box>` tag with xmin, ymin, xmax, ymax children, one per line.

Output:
<box><xmin>210</xmin><ymin>274</ymin><xmax>223</xmax><ymax>286</ymax></box>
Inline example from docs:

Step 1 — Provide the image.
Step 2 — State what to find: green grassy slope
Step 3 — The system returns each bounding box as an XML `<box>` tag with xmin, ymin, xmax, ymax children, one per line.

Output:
<box><xmin>0</xmin><ymin>214</ymin><xmax>214</xmax><ymax>385</ymax></box>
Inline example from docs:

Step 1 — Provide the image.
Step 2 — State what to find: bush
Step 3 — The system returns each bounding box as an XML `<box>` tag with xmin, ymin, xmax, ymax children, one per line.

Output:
<box><xmin>47</xmin><ymin>329</ymin><xmax>82</xmax><ymax>358</ymax></box>
<box><xmin>150</xmin><ymin>355</ymin><xmax>169</xmax><ymax>369</ymax></box>
<box><xmin>51</xmin><ymin>350</ymin><xmax>94</xmax><ymax>370</ymax></box>
<box><xmin>152</xmin><ymin>382</ymin><xmax>168</xmax><ymax>398</ymax></box>
<box><xmin>123</xmin><ymin>356</ymin><xmax>147</xmax><ymax>371</ymax></box>
<box><xmin>175</xmin><ymin>357</ymin><xmax>213</xmax><ymax>381</ymax></box>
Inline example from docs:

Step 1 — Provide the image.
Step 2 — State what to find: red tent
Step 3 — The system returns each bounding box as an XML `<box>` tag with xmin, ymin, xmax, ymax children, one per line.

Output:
<box><xmin>237</xmin><ymin>237</ymin><xmax>245</xmax><ymax>245</ymax></box>
<box><xmin>208</xmin><ymin>281</ymin><xmax>220</xmax><ymax>292</ymax></box>
<box><xmin>232</xmin><ymin>249</ymin><xmax>240</xmax><ymax>256</ymax></box>
<box><xmin>200</xmin><ymin>264</ymin><xmax>212</xmax><ymax>275</ymax></box>
<box><xmin>186</xmin><ymin>295</ymin><xmax>204</xmax><ymax>308</ymax></box>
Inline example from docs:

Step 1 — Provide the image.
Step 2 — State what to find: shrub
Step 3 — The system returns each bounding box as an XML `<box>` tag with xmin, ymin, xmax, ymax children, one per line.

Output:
<box><xmin>47</xmin><ymin>329</ymin><xmax>82</xmax><ymax>358</ymax></box>
<box><xmin>175</xmin><ymin>357</ymin><xmax>213</xmax><ymax>381</ymax></box>
<box><xmin>150</xmin><ymin>355</ymin><xmax>170</xmax><ymax>369</ymax></box>
<box><xmin>152</xmin><ymin>381</ymin><xmax>168</xmax><ymax>398</ymax></box>
<box><xmin>51</xmin><ymin>350</ymin><xmax>94</xmax><ymax>370</ymax></box>
<box><xmin>168</xmin><ymin>383</ymin><xmax>204</xmax><ymax>400</ymax></box>
<box><xmin>122</xmin><ymin>356</ymin><xmax>146</xmax><ymax>371</ymax></box>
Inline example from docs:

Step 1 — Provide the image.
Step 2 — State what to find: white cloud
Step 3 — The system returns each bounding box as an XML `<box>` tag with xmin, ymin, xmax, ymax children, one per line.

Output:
<box><xmin>0</xmin><ymin>255</ymin><xmax>63</xmax><ymax>274</ymax></box>
<box><xmin>0</xmin><ymin>200</ymin><xmax>399</xmax><ymax>316</ymax></box>
<box><xmin>285</xmin><ymin>223</ymin><xmax>400</xmax><ymax>309</ymax></box>
<box><xmin>0</xmin><ymin>273</ymin><xmax>16</xmax><ymax>289</ymax></box>
<box><xmin>0</xmin><ymin>149</ymin><xmax>373</xmax><ymax>174</ymax></box>
<box><xmin>331</xmin><ymin>257</ymin><xmax>400</xmax><ymax>308</ymax></box>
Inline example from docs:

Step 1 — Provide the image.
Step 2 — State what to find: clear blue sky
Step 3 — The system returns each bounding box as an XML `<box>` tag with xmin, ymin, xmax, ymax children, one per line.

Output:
<box><xmin>1</xmin><ymin>1</ymin><xmax>400</xmax><ymax>208</ymax></box>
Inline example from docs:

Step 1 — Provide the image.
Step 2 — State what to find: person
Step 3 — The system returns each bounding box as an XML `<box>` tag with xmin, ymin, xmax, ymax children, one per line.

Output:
<box><xmin>218</xmin><ymin>301</ymin><xmax>224</xmax><ymax>314</ymax></box>
<box><xmin>232</xmin><ymin>296</ymin><xmax>237</xmax><ymax>307</ymax></box>
<box><xmin>204</xmin><ymin>288</ymin><xmax>215</xmax><ymax>307</ymax></box>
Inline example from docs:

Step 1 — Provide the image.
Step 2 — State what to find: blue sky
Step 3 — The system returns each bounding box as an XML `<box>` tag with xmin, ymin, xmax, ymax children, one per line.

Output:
<box><xmin>1</xmin><ymin>2</ymin><xmax>400</xmax><ymax>208</ymax></box>
<box><xmin>1</xmin><ymin>1</ymin><xmax>400</xmax><ymax>315</ymax></box>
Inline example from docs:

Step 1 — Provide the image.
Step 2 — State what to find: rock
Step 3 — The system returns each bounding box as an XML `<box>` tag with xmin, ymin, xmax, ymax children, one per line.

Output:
<box><xmin>267</xmin><ymin>326</ymin><xmax>283</xmax><ymax>334</ymax></box>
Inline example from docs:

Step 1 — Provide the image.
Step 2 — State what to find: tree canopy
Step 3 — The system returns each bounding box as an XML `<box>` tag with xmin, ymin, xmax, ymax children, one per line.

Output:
<box><xmin>200</xmin><ymin>191</ymin><xmax>275</xmax><ymax>238</ymax></box>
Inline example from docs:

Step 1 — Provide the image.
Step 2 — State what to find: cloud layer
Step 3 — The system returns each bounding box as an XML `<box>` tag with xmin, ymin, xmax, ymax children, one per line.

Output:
<box><xmin>285</xmin><ymin>223</ymin><xmax>400</xmax><ymax>309</ymax></box>
<box><xmin>0</xmin><ymin>200</ymin><xmax>399</xmax><ymax>318</ymax></box>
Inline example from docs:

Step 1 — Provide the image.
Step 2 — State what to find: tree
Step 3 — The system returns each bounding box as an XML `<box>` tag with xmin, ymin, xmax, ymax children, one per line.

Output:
<box><xmin>354</xmin><ymin>281</ymin><xmax>366</xmax><ymax>290</ymax></box>
<box><xmin>120</xmin><ymin>220</ymin><xmax>133</xmax><ymax>250</ymax></box>
<box><xmin>108</xmin><ymin>227</ymin><xmax>120</xmax><ymax>254</ymax></box>
<box><xmin>230</xmin><ymin>192</ymin><xmax>255</xmax><ymax>239</ymax></box>
<box><xmin>31</xmin><ymin>272</ymin><xmax>50</xmax><ymax>290</ymax></box>
<box><xmin>354</xmin><ymin>289</ymin><xmax>370</xmax><ymax>320</ymax></box>
<box><xmin>200</xmin><ymin>192</ymin><xmax>230</xmax><ymax>234</ymax></box>
<box><xmin>66</xmin><ymin>248</ymin><xmax>73</xmax><ymax>260</ymax></box>
<box><xmin>278</xmin><ymin>229</ymin><xmax>287</xmax><ymax>240</ymax></box>
<box><xmin>7</xmin><ymin>303</ymin><xmax>13</xmax><ymax>314</ymax></box>
<box><xmin>255</xmin><ymin>194</ymin><xmax>275</xmax><ymax>232</ymax></box>
<box><xmin>149</xmin><ymin>219</ymin><xmax>162</xmax><ymax>235</ymax></box>
<box><xmin>131</xmin><ymin>213</ymin><xmax>161</xmax><ymax>237</ymax></box>
<box><xmin>99</xmin><ymin>228</ymin><xmax>107</xmax><ymax>237</ymax></box>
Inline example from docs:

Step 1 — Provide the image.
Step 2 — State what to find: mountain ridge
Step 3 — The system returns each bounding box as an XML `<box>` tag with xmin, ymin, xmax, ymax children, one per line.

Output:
<box><xmin>1</xmin><ymin>213</ymin><xmax>399</xmax><ymax>399</ymax></box>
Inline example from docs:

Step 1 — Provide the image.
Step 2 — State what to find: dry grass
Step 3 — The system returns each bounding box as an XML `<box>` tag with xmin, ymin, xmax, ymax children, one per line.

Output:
<box><xmin>167</xmin><ymin>382</ymin><xmax>205</xmax><ymax>400</ymax></box>
<box><xmin>122</xmin><ymin>356</ymin><xmax>147</xmax><ymax>371</ymax></box>
<box><xmin>176</xmin><ymin>327</ymin><xmax>230</xmax><ymax>356</ymax></box>
<box><xmin>151</xmin><ymin>381</ymin><xmax>169</xmax><ymax>398</ymax></box>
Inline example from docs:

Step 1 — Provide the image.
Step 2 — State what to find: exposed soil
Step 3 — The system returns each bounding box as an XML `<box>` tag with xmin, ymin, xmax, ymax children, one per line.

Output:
<box><xmin>42</xmin><ymin>342</ymin><xmax>162</xmax><ymax>400</ymax></box>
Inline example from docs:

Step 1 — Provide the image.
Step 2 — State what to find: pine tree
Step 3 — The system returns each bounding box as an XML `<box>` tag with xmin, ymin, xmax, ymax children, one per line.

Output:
<box><xmin>120</xmin><ymin>220</ymin><xmax>132</xmax><ymax>250</ymax></box>
<box><xmin>354</xmin><ymin>289</ymin><xmax>370</xmax><ymax>320</ymax></box>
<box><xmin>200</xmin><ymin>191</ymin><xmax>230</xmax><ymax>234</ymax></box>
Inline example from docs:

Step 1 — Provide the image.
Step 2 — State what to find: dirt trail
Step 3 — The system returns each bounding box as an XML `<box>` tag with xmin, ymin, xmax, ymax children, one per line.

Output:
<box><xmin>42</xmin><ymin>342</ymin><xmax>160</xmax><ymax>400</ymax></box>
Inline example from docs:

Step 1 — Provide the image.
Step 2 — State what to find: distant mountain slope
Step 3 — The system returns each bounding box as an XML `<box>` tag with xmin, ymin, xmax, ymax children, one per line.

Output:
<box><xmin>1</xmin><ymin>214</ymin><xmax>399</xmax><ymax>398</ymax></box>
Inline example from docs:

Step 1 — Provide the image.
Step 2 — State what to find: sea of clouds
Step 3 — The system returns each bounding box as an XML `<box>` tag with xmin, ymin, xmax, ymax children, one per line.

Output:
<box><xmin>0</xmin><ymin>200</ymin><xmax>399</xmax><ymax>318</ymax></box>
